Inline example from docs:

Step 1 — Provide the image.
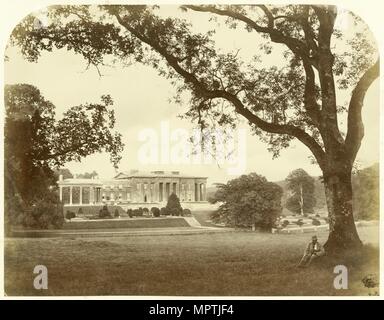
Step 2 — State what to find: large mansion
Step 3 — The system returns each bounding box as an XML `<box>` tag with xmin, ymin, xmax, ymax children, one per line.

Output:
<box><xmin>58</xmin><ymin>170</ymin><xmax>208</xmax><ymax>207</ymax></box>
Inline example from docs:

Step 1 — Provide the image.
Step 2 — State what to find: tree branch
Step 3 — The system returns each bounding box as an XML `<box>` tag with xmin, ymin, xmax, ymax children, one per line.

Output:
<box><xmin>345</xmin><ymin>59</ymin><xmax>380</xmax><ymax>161</ymax></box>
<box><xmin>184</xmin><ymin>4</ymin><xmax>322</xmax><ymax>128</ymax></box>
<box><xmin>183</xmin><ymin>5</ymin><xmax>313</xmax><ymax>65</ymax></box>
<box><xmin>112</xmin><ymin>11</ymin><xmax>326</xmax><ymax>168</ymax></box>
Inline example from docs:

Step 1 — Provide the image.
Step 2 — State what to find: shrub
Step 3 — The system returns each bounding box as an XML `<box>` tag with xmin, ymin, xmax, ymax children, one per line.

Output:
<box><xmin>182</xmin><ymin>208</ymin><xmax>192</xmax><ymax>216</ymax></box>
<box><xmin>65</xmin><ymin>211</ymin><xmax>76</xmax><ymax>221</ymax></box>
<box><xmin>166</xmin><ymin>193</ymin><xmax>183</xmax><ymax>216</ymax></box>
<box><xmin>99</xmin><ymin>205</ymin><xmax>111</xmax><ymax>219</ymax></box>
<box><xmin>362</xmin><ymin>274</ymin><xmax>379</xmax><ymax>288</ymax></box>
<box><xmin>26</xmin><ymin>197</ymin><xmax>64</xmax><ymax>229</ymax></box>
<box><xmin>7</xmin><ymin>191</ymin><xmax>64</xmax><ymax>230</ymax></box>
<box><xmin>133</xmin><ymin>208</ymin><xmax>143</xmax><ymax>217</ymax></box>
<box><xmin>295</xmin><ymin>219</ymin><xmax>304</xmax><ymax>227</ymax></box>
<box><xmin>143</xmin><ymin>207</ymin><xmax>150</xmax><ymax>215</ymax></box>
<box><xmin>160</xmin><ymin>207</ymin><xmax>169</xmax><ymax>216</ymax></box>
<box><xmin>78</xmin><ymin>208</ymin><xmax>83</xmax><ymax>216</ymax></box>
<box><xmin>172</xmin><ymin>208</ymin><xmax>181</xmax><ymax>216</ymax></box>
<box><xmin>282</xmin><ymin>220</ymin><xmax>290</xmax><ymax>228</ymax></box>
<box><xmin>114</xmin><ymin>208</ymin><xmax>120</xmax><ymax>218</ymax></box>
<box><xmin>127</xmin><ymin>209</ymin><xmax>133</xmax><ymax>218</ymax></box>
<box><xmin>312</xmin><ymin>218</ymin><xmax>321</xmax><ymax>226</ymax></box>
<box><xmin>151</xmin><ymin>207</ymin><xmax>160</xmax><ymax>217</ymax></box>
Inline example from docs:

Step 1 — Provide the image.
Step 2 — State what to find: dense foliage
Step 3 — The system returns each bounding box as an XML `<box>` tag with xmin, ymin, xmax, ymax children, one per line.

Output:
<box><xmin>99</xmin><ymin>205</ymin><xmax>112</xmax><ymax>218</ymax></box>
<box><xmin>151</xmin><ymin>207</ymin><xmax>161</xmax><ymax>217</ymax></box>
<box><xmin>352</xmin><ymin>163</ymin><xmax>379</xmax><ymax>220</ymax></box>
<box><xmin>165</xmin><ymin>193</ymin><xmax>183</xmax><ymax>216</ymax></box>
<box><xmin>4</xmin><ymin>84</ymin><xmax>123</xmax><ymax>231</ymax></box>
<box><xmin>210</xmin><ymin>173</ymin><xmax>283</xmax><ymax>230</ymax></box>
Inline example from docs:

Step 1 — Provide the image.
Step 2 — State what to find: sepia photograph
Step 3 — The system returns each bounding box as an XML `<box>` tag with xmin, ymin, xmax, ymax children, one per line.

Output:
<box><xmin>1</xmin><ymin>1</ymin><xmax>381</xmax><ymax>298</ymax></box>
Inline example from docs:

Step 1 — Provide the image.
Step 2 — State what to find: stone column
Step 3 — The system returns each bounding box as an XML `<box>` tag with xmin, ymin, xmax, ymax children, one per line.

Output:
<box><xmin>59</xmin><ymin>186</ymin><xmax>63</xmax><ymax>202</ymax></box>
<box><xmin>195</xmin><ymin>183</ymin><xmax>199</xmax><ymax>202</ymax></box>
<box><xmin>203</xmin><ymin>183</ymin><xmax>207</xmax><ymax>201</ymax></box>
<box><xmin>96</xmin><ymin>188</ymin><xmax>100</xmax><ymax>204</ymax></box>
<box><xmin>79</xmin><ymin>186</ymin><xmax>83</xmax><ymax>205</ymax></box>
<box><xmin>69</xmin><ymin>186</ymin><xmax>73</xmax><ymax>205</ymax></box>
<box><xmin>90</xmin><ymin>187</ymin><xmax>94</xmax><ymax>204</ymax></box>
<box><xmin>154</xmin><ymin>183</ymin><xmax>158</xmax><ymax>203</ymax></box>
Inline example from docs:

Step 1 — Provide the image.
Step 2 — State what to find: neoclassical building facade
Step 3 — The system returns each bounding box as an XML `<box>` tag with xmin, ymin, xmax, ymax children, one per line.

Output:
<box><xmin>58</xmin><ymin>170</ymin><xmax>208</xmax><ymax>207</ymax></box>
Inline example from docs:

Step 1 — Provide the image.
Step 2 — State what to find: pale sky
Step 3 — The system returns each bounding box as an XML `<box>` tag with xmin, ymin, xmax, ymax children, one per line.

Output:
<box><xmin>4</xmin><ymin>6</ymin><xmax>380</xmax><ymax>186</ymax></box>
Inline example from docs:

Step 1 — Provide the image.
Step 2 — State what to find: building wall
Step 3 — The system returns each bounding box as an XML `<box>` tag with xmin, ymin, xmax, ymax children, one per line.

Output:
<box><xmin>60</xmin><ymin>173</ymin><xmax>208</xmax><ymax>207</ymax></box>
<box><xmin>115</xmin><ymin>176</ymin><xmax>207</xmax><ymax>204</ymax></box>
<box><xmin>101</xmin><ymin>180</ymin><xmax>131</xmax><ymax>202</ymax></box>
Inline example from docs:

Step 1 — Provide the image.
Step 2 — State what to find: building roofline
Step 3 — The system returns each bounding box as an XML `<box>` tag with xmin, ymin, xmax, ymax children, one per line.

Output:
<box><xmin>114</xmin><ymin>171</ymin><xmax>208</xmax><ymax>180</ymax></box>
<box><xmin>114</xmin><ymin>174</ymin><xmax>208</xmax><ymax>179</ymax></box>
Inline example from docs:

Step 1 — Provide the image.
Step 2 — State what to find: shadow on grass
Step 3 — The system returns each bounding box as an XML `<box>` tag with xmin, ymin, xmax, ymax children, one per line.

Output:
<box><xmin>4</xmin><ymin>233</ymin><xmax>379</xmax><ymax>296</ymax></box>
<box><xmin>306</xmin><ymin>245</ymin><xmax>379</xmax><ymax>295</ymax></box>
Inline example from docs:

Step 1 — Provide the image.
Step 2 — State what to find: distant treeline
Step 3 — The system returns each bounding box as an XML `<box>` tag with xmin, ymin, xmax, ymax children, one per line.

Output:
<box><xmin>207</xmin><ymin>163</ymin><xmax>379</xmax><ymax>220</ymax></box>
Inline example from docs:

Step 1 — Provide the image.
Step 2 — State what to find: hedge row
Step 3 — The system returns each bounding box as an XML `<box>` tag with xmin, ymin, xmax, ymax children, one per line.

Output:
<box><xmin>126</xmin><ymin>207</ymin><xmax>192</xmax><ymax>218</ymax></box>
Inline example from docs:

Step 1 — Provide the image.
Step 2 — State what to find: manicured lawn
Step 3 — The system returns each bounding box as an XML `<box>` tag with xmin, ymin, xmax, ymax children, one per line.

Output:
<box><xmin>65</xmin><ymin>205</ymin><xmax>127</xmax><ymax>217</ymax></box>
<box><xmin>192</xmin><ymin>210</ymin><xmax>222</xmax><ymax>227</ymax></box>
<box><xmin>4</xmin><ymin>226</ymin><xmax>379</xmax><ymax>296</ymax></box>
<box><xmin>62</xmin><ymin>217</ymin><xmax>189</xmax><ymax>230</ymax></box>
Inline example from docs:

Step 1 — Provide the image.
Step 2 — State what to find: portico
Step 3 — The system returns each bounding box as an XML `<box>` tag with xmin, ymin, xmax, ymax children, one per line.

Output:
<box><xmin>58</xmin><ymin>177</ymin><xmax>103</xmax><ymax>205</ymax></box>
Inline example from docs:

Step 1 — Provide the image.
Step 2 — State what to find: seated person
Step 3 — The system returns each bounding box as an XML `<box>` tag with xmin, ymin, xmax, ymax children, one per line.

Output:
<box><xmin>297</xmin><ymin>235</ymin><xmax>325</xmax><ymax>267</ymax></box>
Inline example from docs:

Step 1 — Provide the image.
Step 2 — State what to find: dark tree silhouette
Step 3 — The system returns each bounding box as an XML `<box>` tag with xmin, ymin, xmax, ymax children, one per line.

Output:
<box><xmin>210</xmin><ymin>173</ymin><xmax>283</xmax><ymax>230</ymax></box>
<box><xmin>4</xmin><ymin>84</ymin><xmax>124</xmax><ymax>228</ymax></box>
<box><xmin>165</xmin><ymin>193</ymin><xmax>183</xmax><ymax>216</ymax></box>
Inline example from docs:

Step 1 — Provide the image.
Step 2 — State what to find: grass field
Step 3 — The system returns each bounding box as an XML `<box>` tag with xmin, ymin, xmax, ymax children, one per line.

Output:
<box><xmin>4</xmin><ymin>226</ymin><xmax>379</xmax><ymax>296</ymax></box>
<box><xmin>62</xmin><ymin>217</ymin><xmax>189</xmax><ymax>230</ymax></box>
<box><xmin>64</xmin><ymin>205</ymin><xmax>127</xmax><ymax>217</ymax></box>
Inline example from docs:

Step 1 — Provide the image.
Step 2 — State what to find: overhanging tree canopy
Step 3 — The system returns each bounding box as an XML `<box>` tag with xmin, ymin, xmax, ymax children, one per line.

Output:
<box><xmin>8</xmin><ymin>4</ymin><xmax>379</xmax><ymax>251</ymax></box>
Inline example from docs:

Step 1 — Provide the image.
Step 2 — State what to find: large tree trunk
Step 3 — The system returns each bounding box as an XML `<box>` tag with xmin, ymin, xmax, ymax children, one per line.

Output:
<box><xmin>323</xmin><ymin>169</ymin><xmax>362</xmax><ymax>253</ymax></box>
